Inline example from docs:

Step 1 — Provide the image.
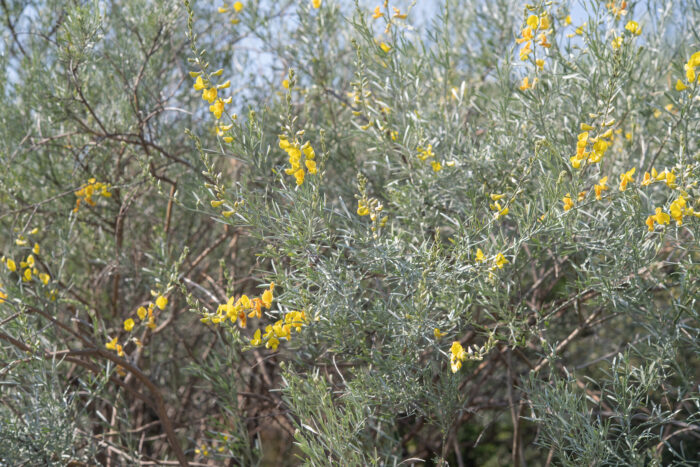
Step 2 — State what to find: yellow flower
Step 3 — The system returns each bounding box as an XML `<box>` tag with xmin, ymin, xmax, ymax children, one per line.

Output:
<box><xmin>294</xmin><ymin>168</ymin><xmax>305</xmax><ymax>186</ymax></box>
<box><xmin>539</xmin><ymin>15</ymin><xmax>550</xmax><ymax>30</ymax></box>
<box><xmin>137</xmin><ymin>306</ymin><xmax>147</xmax><ymax>320</ymax></box>
<box><xmin>475</xmin><ymin>248</ymin><xmax>485</xmax><ymax>263</ymax></box>
<box><xmin>156</xmin><ymin>295</ymin><xmax>168</xmax><ymax>310</ymax></box>
<box><xmin>625</xmin><ymin>20</ymin><xmax>641</xmax><ymax>35</ymax></box>
<box><xmin>201</xmin><ymin>86</ymin><xmax>217</xmax><ymax>103</ymax></box>
<box><xmin>675</xmin><ymin>79</ymin><xmax>688</xmax><ymax>91</ymax></box>
<box><xmin>519</xmin><ymin>76</ymin><xmax>532</xmax><ymax>91</ymax></box>
<box><xmin>312</xmin><ymin>0</ymin><xmax>321</xmax><ymax>8</ymax></box>
<box><xmin>669</xmin><ymin>196</ymin><xmax>687</xmax><ymax>225</ymax></box>
<box><xmin>23</xmin><ymin>268</ymin><xmax>32</xmax><ymax>282</ymax></box>
<box><xmin>124</xmin><ymin>318</ymin><xmax>135</xmax><ymax>332</ymax></box>
<box><xmin>494</xmin><ymin>253</ymin><xmax>509</xmax><ymax>269</ymax></box>
<box><xmin>594</xmin><ymin>176</ymin><xmax>609</xmax><ymax>200</ymax></box>
<box><xmin>251</xmin><ymin>328</ymin><xmax>262</xmax><ymax>346</ymax></box>
<box><xmin>266</xmin><ymin>336</ymin><xmax>279</xmax><ymax>351</ymax></box>
<box><xmin>665</xmin><ymin>170</ymin><xmax>676</xmax><ymax>188</ymax></box>
<box><xmin>233</xmin><ymin>1</ymin><xmax>243</xmax><ymax>12</ymax></box>
<box><xmin>519</xmin><ymin>40</ymin><xmax>532</xmax><ymax>61</ymax></box>
<box><xmin>434</xmin><ymin>328</ymin><xmax>446</xmax><ymax>339</ymax></box>
<box><xmin>450</xmin><ymin>341</ymin><xmax>466</xmax><ymax>373</ymax></box>
<box><xmin>492</xmin><ymin>201</ymin><xmax>508</xmax><ymax>219</ymax></box>
<box><xmin>210</xmin><ymin>99</ymin><xmax>225</xmax><ymax>119</ymax></box>
<box><xmin>0</xmin><ymin>285</ymin><xmax>7</xmax><ymax>304</ymax></box>
<box><xmin>619</xmin><ymin>167</ymin><xmax>636</xmax><ymax>191</ymax></box>
<box><xmin>431</xmin><ymin>161</ymin><xmax>442</xmax><ymax>172</ymax></box>
<box><xmin>563</xmin><ymin>193</ymin><xmax>574</xmax><ymax>211</ymax></box>
<box><xmin>302</xmin><ymin>142</ymin><xmax>315</xmax><ymax>160</ymax></box>
<box><xmin>392</xmin><ymin>7</ymin><xmax>407</xmax><ymax>19</ymax></box>
<box><xmin>536</xmin><ymin>59</ymin><xmax>544</xmax><ymax>70</ymax></box>
<box><xmin>305</xmin><ymin>159</ymin><xmax>317</xmax><ymax>174</ymax></box>
<box><xmin>262</xmin><ymin>286</ymin><xmax>274</xmax><ymax>309</ymax></box>
<box><xmin>372</xmin><ymin>6</ymin><xmax>383</xmax><ymax>19</ymax></box>
<box><xmin>33</xmin><ymin>243</ymin><xmax>40</xmax><ymax>255</ymax></box>
<box><xmin>357</xmin><ymin>200</ymin><xmax>369</xmax><ymax>216</ymax></box>
<box><xmin>6</xmin><ymin>258</ymin><xmax>16</xmax><ymax>272</ymax></box>
<box><xmin>193</xmin><ymin>75</ymin><xmax>206</xmax><ymax>91</ymax></box>
<box><xmin>526</xmin><ymin>14</ymin><xmax>539</xmax><ymax>30</ymax></box>
<box><xmin>379</xmin><ymin>42</ymin><xmax>391</xmax><ymax>53</ymax></box>
<box><xmin>611</xmin><ymin>36</ymin><xmax>623</xmax><ymax>50</ymax></box>
<box><xmin>39</xmin><ymin>273</ymin><xmax>50</xmax><ymax>285</ymax></box>
<box><xmin>248</xmin><ymin>298</ymin><xmax>262</xmax><ymax>318</ymax></box>
<box><xmin>105</xmin><ymin>337</ymin><xmax>118</xmax><ymax>350</ymax></box>
<box><xmin>516</xmin><ymin>27</ymin><xmax>533</xmax><ymax>44</ymax></box>
<box><xmin>646</xmin><ymin>207</ymin><xmax>670</xmax><ymax>231</ymax></box>
<box><xmin>564</xmin><ymin>15</ymin><xmax>571</xmax><ymax>25</ymax></box>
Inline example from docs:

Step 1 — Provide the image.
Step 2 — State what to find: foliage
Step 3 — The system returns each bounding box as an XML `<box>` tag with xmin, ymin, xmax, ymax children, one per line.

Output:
<box><xmin>1</xmin><ymin>0</ymin><xmax>699</xmax><ymax>465</ymax></box>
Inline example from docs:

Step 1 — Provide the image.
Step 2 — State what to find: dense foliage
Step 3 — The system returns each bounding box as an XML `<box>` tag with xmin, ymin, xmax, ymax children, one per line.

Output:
<box><xmin>1</xmin><ymin>0</ymin><xmax>699</xmax><ymax>465</ymax></box>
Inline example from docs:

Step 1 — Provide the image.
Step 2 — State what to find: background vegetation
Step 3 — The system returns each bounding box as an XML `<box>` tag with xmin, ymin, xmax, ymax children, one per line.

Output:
<box><xmin>1</xmin><ymin>0</ymin><xmax>699</xmax><ymax>465</ymax></box>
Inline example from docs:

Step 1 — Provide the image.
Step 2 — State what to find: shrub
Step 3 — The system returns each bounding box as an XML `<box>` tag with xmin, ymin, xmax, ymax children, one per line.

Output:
<box><xmin>1</xmin><ymin>0</ymin><xmax>699</xmax><ymax>465</ymax></box>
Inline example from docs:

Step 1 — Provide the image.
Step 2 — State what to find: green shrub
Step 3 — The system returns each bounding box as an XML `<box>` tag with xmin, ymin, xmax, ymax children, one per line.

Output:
<box><xmin>1</xmin><ymin>0</ymin><xmax>699</xmax><ymax>465</ymax></box>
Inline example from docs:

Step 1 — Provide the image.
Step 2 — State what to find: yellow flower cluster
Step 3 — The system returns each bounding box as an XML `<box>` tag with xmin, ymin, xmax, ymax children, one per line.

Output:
<box><xmin>594</xmin><ymin>176</ymin><xmax>609</xmax><ymax>200</ymax></box>
<box><xmin>562</xmin><ymin>193</ymin><xmax>574</xmax><ymax>211</ymax></box>
<box><xmin>211</xmin><ymin>197</ymin><xmax>244</xmax><ymax>219</ymax></box>
<box><xmin>519</xmin><ymin>76</ymin><xmax>538</xmax><ymax>91</ymax></box>
<box><xmin>605</xmin><ymin>1</ymin><xmax>627</xmax><ymax>20</ymax></box>
<box><xmin>647</xmin><ymin>195</ymin><xmax>699</xmax><ymax>231</ymax></box>
<box><xmin>474</xmin><ymin>248</ymin><xmax>509</xmax><ymax>270</ymax></box>
<box><xmin>570</xmin><ymin>120</ymin><xmax>616</xmax><ymax>169</ymax></box>
<box><xmin>194</xmin><ymin>435</ymin><xmax>230</xmax><ymax>458</ymax></box>
<box><xmin>250</xmin><ymin>310</ymin><xmax>307</xmax><ymax>351</ymax></box>
<box><xmin>192</xmin><ymin>71</ymin><xmax>232</xmax><ymax>120</ymax></box>
<box><xmin>675</xmin><ymin>51</ymin><xmax>700</xmax><ymax>91</ymax></box>
<box><xmin>618</xmin><ymin>167</ymin><xmax>635</xmax><ymax>191</ymax></box>
<box><xmin>73</xmin><ymin>178</ymin><xmax>111</xmax><ymax>212</ymax></box>
<box><xmin>355</xmin><ymin>175</ymin><xmax>388</xmax><ymax>236</ymax></box>
<box><xmin>449</xmin><ymin>341</ymin><xmax>486</xmax><ymax>372</ymax></box>
<box><xmin>105</xmin><ymin>292</ymin><xmax>168</xmax><ymax>356</ymax></box>
<box><xmin>612</xmin><ymin>20</ymin><xmax>642</xmax><ymax>50</ymax></box>
<box><xmin>516</xmin><ymin>10</ymin><xmax>551</xmax><ymax>92</ymax></box>
<box><xmin>562</xmin><ymin>189</ymin><xmax>593</xmax><ymax>212</ymax></box>
<box><xmin>279</xmin><ymin>135</ymin><xmax>317</xmax><ymax>186</ymax></box>
<box><xmin>625</xmin><ymin>20</ymin><xmax>641</xmax><ymax>36</ymax></box>
<box><xmin>3</xmin><ymin>229</ymin><xmax>52</xmax><ymax>288</ymax></box>
<box><xmin>516</xmin><ymin>12</ymin><xmax>551</xmax><ymax>62</ymax></box>
<box><xmin>372</xmin><ymin>2</ymin><xmax>409</xmax><ymax>36</ymax></box>
<box><xmin>641</xmin><ymin>168</ymin><xmax>676</xmax><ymax>188</ymax></box>
<box><xmin>489</xmin><ymin>193</ymin><xmax>509</xmax><ymax>219</ymax></box>
<box><xmin>216</xmin><ymin>121</ymin><xmax>236</xmax><ymax>144</ymax></box>
<box><xmin>449</xmin><ymin>332</ymin><xmax>496</xmax><ymax>373</ymax></box>
<box><xmin>416</xmin><ymin>144</ymin><xmax>443</xmax><ymax>172</ymax></box>
<box><xmin>201</xmin><ymin>283</ymin><xmax>274</xmax><ymax>329</ymax></box>
<box><xmin>217</xmin><ymin>1</ymin><xmax>243</xmax><ymax>24</ymax></box>
<box><xmin>669</xmin><ymin>195</ymin><xmax>698</xmax><ymax>225</ymax></box>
